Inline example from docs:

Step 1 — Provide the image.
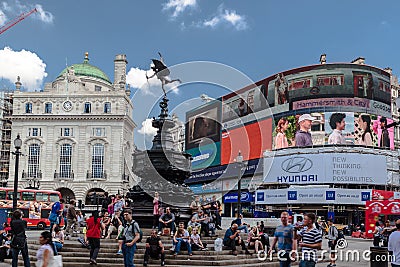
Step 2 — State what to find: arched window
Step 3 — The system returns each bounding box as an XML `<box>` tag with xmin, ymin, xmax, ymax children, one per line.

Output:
<box><xmin>92</xmin><ymin>144</ymin><xmax>104</xmax><ymax>178</ymax></box>
<box><xmin>28</xmin><ymin>144</ymin><xmax>40</xmax><ymax>178</ymax></box>
<box><xmin>60</xmin><ymin>144</ymin><xmax>72</xmax><ymax>178</ymax></box>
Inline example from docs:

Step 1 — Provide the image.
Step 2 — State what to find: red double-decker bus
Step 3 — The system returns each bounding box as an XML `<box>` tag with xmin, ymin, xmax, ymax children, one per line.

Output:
<box><xmin>0</xmin><ymin>187</ymin><xmax>62</xmax><ymax>230</ymax></box>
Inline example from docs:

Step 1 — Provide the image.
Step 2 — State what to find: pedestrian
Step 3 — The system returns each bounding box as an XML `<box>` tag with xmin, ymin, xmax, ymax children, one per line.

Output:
<box><xmin>121</xmin><ymin>208</ymin><xmax>140</xmax><ymax>267</ymax></box>
<box><xmin>36</xmin><ymin>231</ymin><xmax>56</xmax><ymax>267</ymax></box>
<box><xmin>113</xmin><ymin>195</ymin><xmax>124</xmax><ymax>215</ymax></box>
<box><xmin>52</xmin><ymin>226</ymin><xmax>65</xmax><ymax>253</ymax></box>
<box><xmin>0</xmin><ymin>233</ymin><xmax>12</xmax><ymax>262</ymax></box>
<box><xmin>297</xmin><ymin>213</ymin><xmax>322</xmax><ymax>267</ymax></box>
<box><xmin>66</xmin><ymin>199</ymin><xmax>77</xmax><ymax>238</ymax></box>
<box><xmin>382</xmin><ymin>220</ymin><xmax>395</xmax><ymax>247</ymax></box>
<box><xmin>143</xmin><ymin>229</ymin><xmax>165</xmax><ymax>266</ymax></box>
<box><xmin>172</xmin><ymin>222</ymin><xmax>192</xmax><ymax>257</ymax></box>
<box><xmin>153</xmin><ymin>192</ymin><xmax>161</xmax><ymax>229</ymax></box>
<box><xmin>327</xmin><ymin>219</ymin><xmax>338</xmax><ymax>267</ymax></box>
<box><xmin>192</xmin><ymin>209</ymin><xmax>210</xmax><ymax>237</ymax></box>
<box><xmin>388</xmin><ymin>219</ymin><xmax>400</xmax><ymax>267</ymax></box>
<box><xmin>247</xmin><ymin>226</ymin><xmax>264</xmax><ymax>254</ymax></box>
<box><xmin>373</xmin><ymin>221</ymin><xmax>383</xmax><ymax>247</ymax></box>
<box><xmin>158</xmin><ymin>207</ymin><xmax>176</xmax><ymax>236</ymax></box>
<box><xmin>49</xmin><ymin>198</ymin><xmax>65</xmax><ymax>233</ymax></box>
<box><xmin>62</xmin><ymin>203</ymin><xmax>68</xmax><ymax>231</ymax></box>
<box><xmin>189</xmin><ymin>195</ymin><xmax>201</xmax><ymax>215</ymax></box>
<box><xmin>10</xmin><ymin>209</ymin><xmax>30</xmax><ymax>267</ymax></box>
<box><xmin>209</xmin><ymin>195</ymin><xmax>222</xmax><ymax>230</ymax></box>
<box><xmin>269</xmin><ymin>211</ymin><xmax>296</xmax><ymax>267</ymax></box>
<box><xmin>101</xmin><ymin>192</ymin><xmax>110</xmax><ymax>213</ymax></box>
<box><xmin>223</xmin><ymin>223</ymin><xmax>251</xmax><ymax>256</ymax></box>
<box><xmin>86</xmin><ymin>211</ymin><xmax>105</xmax><ymax>265</ymax></box>
<box><xmin>190</xmin><ymin>227</ymin><xmax>207</xmax><ymax>251</ymax></box>
<box><xmin>295</xmin><ymin>114</ymin><xmax>315</xmax><ymax>147</ymax></box>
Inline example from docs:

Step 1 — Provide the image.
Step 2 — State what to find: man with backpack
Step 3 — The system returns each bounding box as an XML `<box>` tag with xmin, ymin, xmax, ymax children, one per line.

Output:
<box><xmin>121</xmin><ymin>208</ymin><xmax>141</xmax><ymax>267</ymax></box>
<box><xmin>49</xmin><ymin>198</ymin><xmax>65</xmax><ymax>233</ymax></box>
<box><xmin>327</xmin><ymin>219</ymin><xmax>338</xmax><ymax>267</ymax></box>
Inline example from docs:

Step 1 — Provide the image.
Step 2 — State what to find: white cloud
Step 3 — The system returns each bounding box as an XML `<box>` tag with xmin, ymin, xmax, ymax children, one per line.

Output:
<box><xmin>127</xmin><ymin>66</ymin><xmax>180</xmax><ymax>95</ymax></box>
<box><xmin>137</xmin><ymin>118</ymin><xmax>158</xmax><ymax>138</ymax></box>
<box><xmin>203</xmin><ymin>17</ymin><xmax>220</xmax><ymax>28</ymax></box>
<box><xmin>0</xmin><ymin>1</ymin><xmax>54</xmax><ymax>25</ymax></box>
<box><xmin>0</xmin><ymin>46</ymin><xmax>47</xmax><ymax>91</ymax></box>
<box><xmin>201</xmin><ymin>5</ymin><xmax>248</xmax><ymax>31</ymax></box>
<box><xmin>1</xmin><ymin>2</ymin><xmax>12</xmax><ymax>12</ymax></box>
<box><xmin>163</xmin><ymin>0</ymin><xmax>197</xmax><ymax>18</ymax></box>
<box><xmin>0</xmin><ymin>9</ymin><xmax>7</xmax><ymax>26</ymax></box>
<box><xmin>34</xmin><ymin>4</ymin><xmax>54</xmax><ymax>24</ymax></box>
<box><xmin>222</xmin><ymin>10</ymin><xmax>247</xmax><ymax>30</ymax></box>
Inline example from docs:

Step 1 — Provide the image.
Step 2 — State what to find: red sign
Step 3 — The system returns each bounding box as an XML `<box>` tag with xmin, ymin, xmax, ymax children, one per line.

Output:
<box><xmin>221</xmin><ymin>118</ymin><xmax>272</xmax><ymax>165</ymax></box>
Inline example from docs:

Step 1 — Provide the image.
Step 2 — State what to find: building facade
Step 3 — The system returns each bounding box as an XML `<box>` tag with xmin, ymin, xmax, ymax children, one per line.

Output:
<box><xmin>185</xmin><ymin>57</ymin><xmax>400</xmax><ymax>225</ymax></box>
<box><xmin>8</xmin><ymin>53</ymin><xmax>136</xmax><ymax>203</ymax></box>
<box><xmin>0</xmin><ymin>91</ymin><xmax>12</xmax><ymax>186</ymax></box>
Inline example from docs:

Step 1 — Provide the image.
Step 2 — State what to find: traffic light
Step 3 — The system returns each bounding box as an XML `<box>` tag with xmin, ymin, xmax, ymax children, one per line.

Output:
<box><xmin>78</xmin><ymin>199</ymin><xmax>82</xmax><ymax>209</ymax></box>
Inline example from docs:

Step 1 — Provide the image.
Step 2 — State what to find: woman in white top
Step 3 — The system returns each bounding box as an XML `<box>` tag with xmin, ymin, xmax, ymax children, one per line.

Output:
<box><xmin>36</xmin><ymin>231</ymin><xmax>55</xmax><ymax>267</ymax></box>
<box><xmin>358</xmin><ymin>114</ymin><xmax>373</xmax><ymax>146</ymax></box>
<box><xmin>274</xmin><ymin>118</ymin><xmax>289</xmax><ymax>149</ymax></box>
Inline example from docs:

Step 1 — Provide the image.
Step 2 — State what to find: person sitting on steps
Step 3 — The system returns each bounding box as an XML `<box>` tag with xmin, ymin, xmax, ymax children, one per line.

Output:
<box><xmin>223</xmin><ymin>223</ymin><xmax>251</xmax><ymax>256</ymax></box>
<box><xmin>158</xmin><ymin>207</ymin><xmax>175</xmax><ymax>236</ymax></box>
<box><xmin>143</xmin><ymin>229</ymin><xmax>165</xmax><ymax>266</ymax></box>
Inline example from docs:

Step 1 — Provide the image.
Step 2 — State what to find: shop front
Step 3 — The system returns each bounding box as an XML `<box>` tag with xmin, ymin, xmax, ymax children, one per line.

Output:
<box><xmin>223</xmin><ymin>191</ymin><xmax>255</xmax><ymax>217</ymax></box>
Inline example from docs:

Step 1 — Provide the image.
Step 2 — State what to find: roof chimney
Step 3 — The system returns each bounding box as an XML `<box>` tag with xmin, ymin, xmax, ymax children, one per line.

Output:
<box><xmin>351</xmin><ymin>57</ymin><xmax>365</xmax><ymax>65</ymax></box>
<box><xmin>319</xmin><ymin>54</ymin><xmax>326</xmax><ymax>64</ymax></box>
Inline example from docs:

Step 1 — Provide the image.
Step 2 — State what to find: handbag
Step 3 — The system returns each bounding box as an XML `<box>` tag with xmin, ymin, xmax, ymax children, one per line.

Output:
<box><xmin>36</xmin><ymin>255</ymin><xmax>63</xmax><ymax>267</ymax></box>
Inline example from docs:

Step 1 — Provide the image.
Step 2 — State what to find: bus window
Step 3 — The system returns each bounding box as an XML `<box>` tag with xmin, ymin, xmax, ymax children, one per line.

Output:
<box><xmin>7</xmin><ymin>191</ymin><xmax>21</xmax><ymax>200</ymax></box>
<box><xmin>49</xmin><ymin>194</ymin><xmax>60</xmax><ymax>202</ymax></box>
<box><xmin>0</xmin><ymin>190</ymin><xmax>6</xmax><ymax>200</ymax></box>
<box><xmin>22</xmin><ymin>191</ymin><xmax>35</xmax><ymax>201</ymax></box>
<box><xmin>36</xmin><ymin>193</ymin><xmax>48</xmax><ymax>202</ymax></box>
<box><xmin>20</xmin><ymin>209</ymin><xmax>29</xmax><ymax>219</ymax></box>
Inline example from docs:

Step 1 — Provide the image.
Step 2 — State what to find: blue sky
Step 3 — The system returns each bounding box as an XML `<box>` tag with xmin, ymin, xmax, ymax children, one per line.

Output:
<box><xmin>0</xmin><ymin>0</ymin><xmax>399</xmax><ymax>149</ymax></box>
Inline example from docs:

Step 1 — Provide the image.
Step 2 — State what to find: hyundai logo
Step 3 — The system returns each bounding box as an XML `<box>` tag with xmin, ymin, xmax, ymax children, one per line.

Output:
<box><xmin>281</xmin><ymin>157</ymin><xmax>313</xmax><ymax>173</ymax></box>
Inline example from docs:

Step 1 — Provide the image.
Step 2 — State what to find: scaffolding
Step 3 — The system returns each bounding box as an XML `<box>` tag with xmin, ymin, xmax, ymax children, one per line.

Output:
<box><xmin>0</xmin><ymin>92</ymin><xmax>13</xmax><ymax>186</ymax></box>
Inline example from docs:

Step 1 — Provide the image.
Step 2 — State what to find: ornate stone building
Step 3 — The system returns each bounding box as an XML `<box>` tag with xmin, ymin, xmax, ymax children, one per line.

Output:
<box><xmin>8</xmin><ymin>53</ymin><xmax>136</xmax><ymax>204</ymax></box>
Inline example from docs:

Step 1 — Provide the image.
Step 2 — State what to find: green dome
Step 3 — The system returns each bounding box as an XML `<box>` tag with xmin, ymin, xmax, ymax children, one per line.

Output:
<box><xmin>57</xmin><ymin>53</ymin><xmax>111</xmax><ymax>84</ymax></box>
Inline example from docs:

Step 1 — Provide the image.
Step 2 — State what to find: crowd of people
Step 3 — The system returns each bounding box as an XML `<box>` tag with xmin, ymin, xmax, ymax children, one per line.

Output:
<box><xmin>7</xmin><ymin>190</ymin><xmax>400</xmax><ymax>267</ymax></box>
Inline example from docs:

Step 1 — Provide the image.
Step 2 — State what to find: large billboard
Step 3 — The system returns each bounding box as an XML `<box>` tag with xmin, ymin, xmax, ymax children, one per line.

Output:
<box><xmin>185</xmin><ymin>101</ymin><xmax>221</xmax><ymax>150</ymax></box>
<box><xmin>222</xmin><ymin>84</ymin><xmax>268</xmax><ymax>123</ymax></box>
<box><xmin>221</xmin><ymin>118</ymin><xmax>272</xmax><ymax>165</ymax></box>
<box><xmin>263</xmin><ymin>153</ymin><xmax>387</xmax><ymax>185</ymax></box>
<box><xmin>186</xmin><ymin>141</ymin><xmax>221</xmax><ymax>171</ymax></box>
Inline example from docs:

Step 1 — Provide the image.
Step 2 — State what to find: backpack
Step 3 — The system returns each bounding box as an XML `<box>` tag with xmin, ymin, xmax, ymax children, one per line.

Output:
<box><xmin>336</xmin><ymin>229</ymin><xmax>345</xmax><ymax>241</ymax></box>
<box><xmin>129</xmin><ymin>220</ymin><xmax>143</xmax><ymax>243</ymax></box>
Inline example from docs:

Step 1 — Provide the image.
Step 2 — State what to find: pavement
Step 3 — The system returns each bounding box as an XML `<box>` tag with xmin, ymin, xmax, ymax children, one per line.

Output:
<box><xmin>0</xmin><ymin>232</ymin><xmax>380</xmax><ymax>266</ymax></box>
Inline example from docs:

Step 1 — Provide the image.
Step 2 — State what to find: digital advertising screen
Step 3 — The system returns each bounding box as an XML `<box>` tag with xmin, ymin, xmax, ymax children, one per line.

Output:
<box><xmin>186</xmin><ymin>101</ymin><xmax>221</xmax><ymax>150</ymax></box>
<box><xmin>222</xmin><ymin>84</ymin><xmax>268</xmax><ymax>123</ymax></box>
<box><xmin>221</xmin><ymin>118</ymin><xmax>272</xmax><ymax>165</ymax></box>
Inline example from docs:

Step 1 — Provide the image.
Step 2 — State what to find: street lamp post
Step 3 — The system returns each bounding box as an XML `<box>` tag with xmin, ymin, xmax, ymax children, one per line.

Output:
<box><xmin>12</xmin><ymin>134</ymin><xmax>22</xmax><ymax>211</ymax></box>
<box><xmin>236</xmin><ymin>151</ymin><xmax>243</xmax><ymax>219</ymax></box>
